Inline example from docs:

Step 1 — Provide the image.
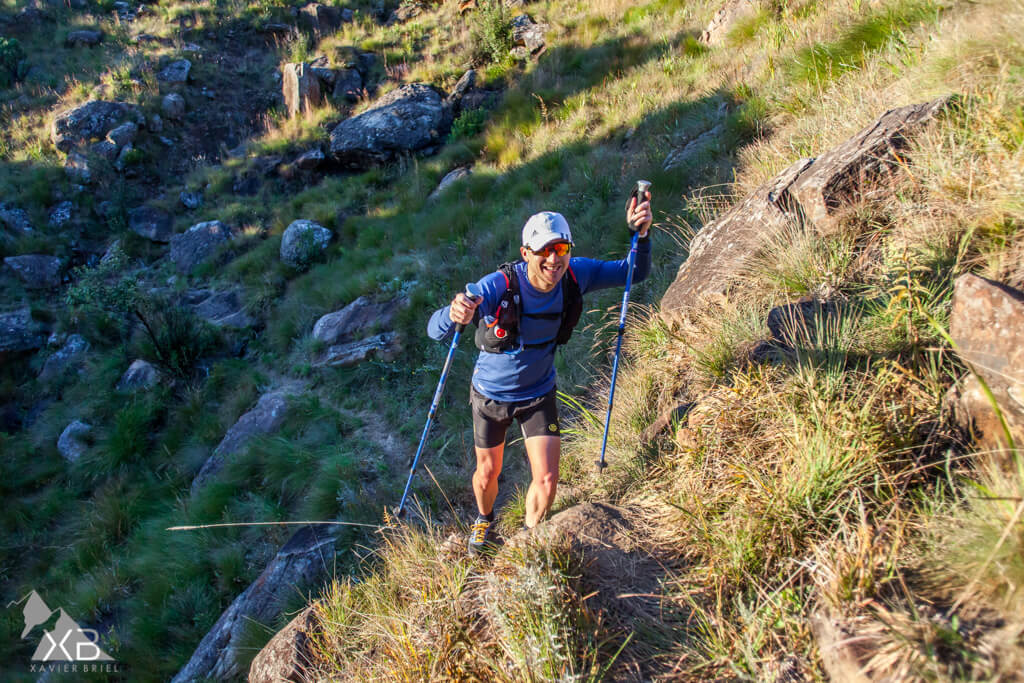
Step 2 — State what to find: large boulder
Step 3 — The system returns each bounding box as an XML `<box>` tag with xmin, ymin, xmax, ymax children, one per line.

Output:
<box><xmin>51</xmin><ymin>100</ymin><xmax>143</xmax><ymax>152</ymax></box>
<box><xmin>161</xmin><ymin>93</ymin><xmax>186</xmax><ymax>120</ymax></box>
<box><xmin>128</xmin><ymin>206</ymin><xmax>174</xmax><ymax>242</ymax></box>
<box><xmin>949</xmin><ymin>274</ymin><xmax>1024</xmax><ymax>450</ymax></box>
<box><xmin>157</xmin><ymin>59</ymin><xmax>191</xmax><ymax>84</ymax></box>
<box><xmin>328</xmin><ymin>83</ymin><xmax>449</xmax><ymax>169</ymax></box>
<box><xmin>280</xmin><ymin>219</ymin><xmax>332</xmax><ymax>269</ymax></box>
<box><xmin>511</xmin><ymin>14</ymin><xmax>547</xmax><ymax>55</ymax></box>
<box><xmin>315</xmin><ymin>332</ymin><xmax>400</xmax><ymax>367</ymax></box>
<box><xmin>298</xmin><ymin>2</ymin><xmax>341</xmax><ymax>35</ymax></box>
<box><xmin>249</xmin><ymin>605</ymin><xmax>319</xmax><ymax>683</ymax></box>
<box><xmin>312</xmin><ymin>296</ymin><xmax>407</xmax><ymax>345</ymax></box>
<box><xmin>170</xmin><ymin>220</ymin><xmax>233</xmax><ymax>273</ymax></box>
<box><xmin>191</xmin><ymin>390</ymin><xmax>289</xmax><ymax>492</ymax></box>
<box><xmin>428</xmin><ymin>166</ymin><xmax>472</xmax><ymax>200</ymax></box>
<box><xmin>0</xmin><ymin>203</ymin><xmax>34</xmax><ymax>235</ymax></box>
<box><xmin>700</xmin><ymin>0</ymin><xmax>759</xmax><ymax>46</ymax></box>
<box><xmin>0</xmin><ymin>308</ymin><xmax>49</xmax><ymax>353</ymax></box>
<box><xmin>190</xmin><ymin>289</ymin><xmax>255</xmax><ymax>329</ymax></box>
<box><xmin>57</xmin><ymin>420</ymin><xmax>92</xmax><ymax>463</ymax></box>
<box><xmin>330</xmin><ymin>68</ymin><xmax>363</xmax><ymax>104</ymax></box>
<box><xmin>64</xmin><ymin>152</ymin><xmax>92</xmax><ymax>184</ymax></box>
<box><xmin>282</xmin><ymin>63</ymin><xmax>322</xmax><ymax>119</ymax></box>
<box><xmin>3</xmin><ymin>255</ymin><xmax>63</xmax><ymax>289</ymax></box>
<box><xmin>171</xmin><ymin>526</ymin><xmax>338</xmax><ymax>683</ymax></box>
<box><xmin>65</xmin><ymin>29</ymin><xmax>103</xmax><ymax>47</ymax></box>
<box><xmin>660</xmin><ymin>97</ymin><xmax>950</xmax><ymax>312</ymax></box>
<box><xmin>39</xmin><ymin>334</ymin><xmax>89</xmax><ymax>382</ymax></box>
<box><xmin>116</xmin><ymin>359</ymin><xmax>159</xmax><ymax>392</ymax></box>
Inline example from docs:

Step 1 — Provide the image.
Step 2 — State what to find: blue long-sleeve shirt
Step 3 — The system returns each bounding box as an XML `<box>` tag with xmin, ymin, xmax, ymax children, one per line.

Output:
<box><xmin>427</xmin><ymin>236</ymin><xmax>651</xmax><ymax>402</ymax></box>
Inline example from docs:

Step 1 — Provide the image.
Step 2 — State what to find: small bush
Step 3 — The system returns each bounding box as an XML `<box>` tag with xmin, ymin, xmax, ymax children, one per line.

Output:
<box><xmin>470</xmin><ymin>0</ymin><xmax>512</xmax><ymax>66</ymax></box>
<box><xmin>448</xmin><ymin>107</ymin><xmax>489</xmax><ymax>142</ymax></box>
<box><xmin>0</xmin><ymin>37</ymin><xmax>25</xmax><ymax>88</ymax></box>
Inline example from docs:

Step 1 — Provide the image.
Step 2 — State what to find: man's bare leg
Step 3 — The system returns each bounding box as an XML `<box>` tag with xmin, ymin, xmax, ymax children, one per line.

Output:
<box><xmin>524</xmin><ymin>436</ymin><xmax>560</xmax><ymax>528</ymax></box>
<box><xmin>473</xmin><ymin>444</ymin><xmax>504</xmax><ymax>516</ymax></box>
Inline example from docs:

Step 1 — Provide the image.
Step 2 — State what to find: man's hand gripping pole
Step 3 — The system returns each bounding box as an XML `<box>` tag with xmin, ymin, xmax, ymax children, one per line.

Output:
<box><xmin>396</xmin><ymin>283</ymin><xmax>482</xmax><ymax>518</ymax></box>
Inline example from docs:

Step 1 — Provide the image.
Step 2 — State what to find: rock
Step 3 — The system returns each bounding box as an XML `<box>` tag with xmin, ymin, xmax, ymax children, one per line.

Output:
<box><xmin>312</xmin><ymin>296</ymin><xmax>406</xmax><ymax>345</ymax></box>
<box><xmin>191</xmin><ymin>390</ymin><xmax>290</xmax><ymax>492</ymax></box>
<box><xmin>57</xmin><ymin>420</ymin><xmax>92</xmax><ymax>463</ymax></box>
<box><xmin>511</xmin><ymin>14</ymin><xmax>547</xmax><ymax>54</ymax></box>
<box><xmin>260</xmin><ymin>22</ymin><xmax>292</xmax><ymax>34</ymax></box>
<box><xmin>663</xmin><ymin>123</ymin><xmax>724</xmax><ymax>171</ymax></box>
<box><xmin>3</xmin><ymin>255</ymin><xmax>63</xmax><ymax>289</ymax></box>
<box><xmin>949</xmin><ymin>274</ymin><xmax>1024</xmax><ymax>450</ymax></box>
<box><xmin>294</xmin><ymin>148</ymin><xmax>324</xmax><ymax>170</ymax></box>
<box><xmin>64</xmin><ymin>152</ymin><xmax>92</xmax><ymax>184</ymax></box>
<box><xmin>157</xmin><ymin>59</ymin><xmax>191</xmax><ymax>84</ymax></box>
<box><xmin>661</xmin><ymin>157</ymin><xmax>812</xmax><ymax>312</ymax></box>
<box><xmin>282</xmin><ymin>63</ymin><xmax>322</xmax><ymax>118</ymax></box>
<box><xmin>341</xmin><ymin>8</ymin><xmax>353</xmax><ymax>22</ymax></box>
<box><xmin>128</xmin><ymin>206</ymin><xmax>174</xmax><ymax>242</ymax></box>
<box><xmin>232</xmin><ymin>156</ymin><xmax>282</xmax><ymax>195</ymax></box>
<box><xmin>661</xmin><ymin>98</ymin><xmax>950</xmax><ymax>312</ymax></box>
<box><xmin>170</xmin><ymin>220</ymin><xmax>233</xmax><ymax>273</ymax></box>
<box><xmin>428</xmin><ymin>166</ymin><xmax>472</xmax><ymax>200</ymax></box>
<box><xmin>65</xmin><ymin>29</ymin><xmax>103</xmax><ymax>47</ymax></box>
<box><xmin>329</xmin><ymin>83</ymin><xmax>448</xmax><ymax>169</ymax></box>
<box><xmin>161</xmin><ymin>93</ymin><xmax>186</xmax><ymax>120</ymax></box>
<box><xmin>180</xmin><ymin>191</ymin><xmax>202</xmax><ymax>209</ymax></box>
<box><xmin>91</xmin><ymin>139</ymin><xmax>119</xmax><ymax>160</ymax></box>
<box><xmin>0</xmin><ymin>308</ymin><xmax>49</xmax><ymax>353</ymax></box>
<box><xmin>48</xmin><ymin>201</ymin><xmax>74</xmax><ymax>227</ymax></box>
<box><xmin>280</xmin><ymin>219</ymin><xmax>332</xmax><ymax>269</ymax></box>
<box><xmin>787</xmin><ymin>97</ymin><xmax>952</xmax><ymax>234</ymax></box>
<box><xmin>311</xmin><ymin>66</ymin><xmax>336</xmax><ymax>89</ymax></box>
<box><xmin>316</xmin><ymin>332</ymin><xmax>400</xmax><ymax>367</ymax></box>
<box><xmin>330</xmin><ymin>68</ymin><xmax>363</xmax><ymax>104</ymax></box>
<box><xmin>106</xmin><ymin>121</ymin><xmax>137</xmax><ymax>148</ymax></box>
<box><xmin>39</xmin><ymin>334</ymin><xmax>89</xmax><ymax>382</ymax></box>
<box><xmin>0</xmin><ymin>204</ymin><xmax>34</xmax><ymax>234</ymax></box>
<box><xmin>249</xmin><ymin>605</ymin><xmax>319</xmax><ymax>683</ymax></box>
<box><xmin>114</xmin><ymin>143</ymin><xmax>136</xmax><ymax>170</ymax></box>
<box><xmin>51</xmin><ymin>100</ymin><xmax>143</xmax><ymax>152</ymax></box>
<box><xmin>299</xmin><ymin>2</ymin><xmax>341</xmax><ymax>35</ymax></box>
<box><xmin>116</xmin><ymin>359</ymin><xmax>159</xmax><ymax>391</ymax></box>
<box><xmin>640</xmin><ymin>403</ymin><xmax>696</xmax><ymax>444</ymax></box>
<box><xmin>171</xmin><ymin>526</ymin><xmax>337</xmax><ymax>682</ymax></box>
<box><xmin>460</xmin><ymin>88</ymin><xmax>500</xmax><ymax>112</ymax></box>
<box><xmin>450</xmin><ymin>69</ymin><xmax>476</xmax><ymax>103</ymax></box>
<box><xmin>148</xmin><ymin>113</ymin><xmax>163</xmax><ymax>133</ymax></box>
<box><xmin>700</xmin><ymin>0</ymin><xmax>759</xmax><ymax>46</ymax></box>
<box><xmin>389</xmin><ymin>1</ymin><xmax>421</xmax><ymax>22</ymax></box>
<box><xmin>191</xmin><ymin>290</ymin><xmax>255</xmax><ymax>328</ymax></box>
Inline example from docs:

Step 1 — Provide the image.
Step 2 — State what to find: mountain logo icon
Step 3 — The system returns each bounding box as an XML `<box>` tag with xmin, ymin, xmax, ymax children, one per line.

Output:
<box><xmin>8</xmin><ymin>590</ymin><xmax>115</xmax><ymax>662</ymax></box>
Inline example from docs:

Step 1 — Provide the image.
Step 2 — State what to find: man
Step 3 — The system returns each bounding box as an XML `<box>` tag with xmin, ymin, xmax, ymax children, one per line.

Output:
<box><xmin>427</xmin><ymin>190</ymin><xmax>653</xmax><ymax>555</ymax></box>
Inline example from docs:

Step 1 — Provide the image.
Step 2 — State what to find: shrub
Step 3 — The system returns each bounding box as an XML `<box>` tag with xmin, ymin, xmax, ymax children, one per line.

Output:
<box><xmin>0</xmin><ymin>37</ymin><xmax>25</xmax><ymax>89</ymax></box>
<box><xmin>448</xmin><ymin>107</ymin><xmax>489</xmax><ymax>142</ymax></box>
<box><xmin>470</xmin><ymin>0</ymin><xmax>512</xmax><ymax>66</ymax></box>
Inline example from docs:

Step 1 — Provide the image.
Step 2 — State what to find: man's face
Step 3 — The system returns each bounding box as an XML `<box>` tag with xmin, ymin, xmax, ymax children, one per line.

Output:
<box><xmin>521</xmin><ymin>241</ymin><xmax>571</xmax><ymax>292</ymax></box>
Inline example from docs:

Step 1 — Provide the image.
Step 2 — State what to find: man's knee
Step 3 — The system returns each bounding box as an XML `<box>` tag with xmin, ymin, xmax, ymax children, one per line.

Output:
<box><xmin>475</xmin><ymin>451</ymin><xmax>502</xmax><ymax>483</ymax></box>
<box><xmin>534</xmin><ymin>470</ymin><xmax>558</xmax><ymax>495</ymax></box>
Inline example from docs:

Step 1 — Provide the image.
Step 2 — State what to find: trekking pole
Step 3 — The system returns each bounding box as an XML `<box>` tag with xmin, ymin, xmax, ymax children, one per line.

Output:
<box><xmin>396</xmin><ymin>283</ymin><xmax>482</xmax><ymax>517</ymax></box>
<box><xmin>597</xmin><ymin>180</ymin><xmax>651</xmax><ymax>472</ymax></box>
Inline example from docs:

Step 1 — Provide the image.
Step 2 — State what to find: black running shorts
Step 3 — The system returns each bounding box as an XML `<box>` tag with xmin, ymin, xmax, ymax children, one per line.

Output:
<box><xmin>470</xmin><ymin>384</ymin><xmax>560</xmax><ymax>449</ymax></box>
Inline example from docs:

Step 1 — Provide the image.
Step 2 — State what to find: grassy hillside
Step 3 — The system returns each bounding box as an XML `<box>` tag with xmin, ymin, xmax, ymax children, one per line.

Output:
<box><xmin>1</xmin><ymin>0</ymin><xmax>1021</xmax><ymax>679</ymax></box>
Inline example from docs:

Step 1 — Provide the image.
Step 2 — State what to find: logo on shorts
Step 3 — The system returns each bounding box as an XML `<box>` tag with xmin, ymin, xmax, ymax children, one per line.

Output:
<box><xmin>548</xmin><ymin>423</ymin><xmax>558</xmax><ymax>433</ymax></box>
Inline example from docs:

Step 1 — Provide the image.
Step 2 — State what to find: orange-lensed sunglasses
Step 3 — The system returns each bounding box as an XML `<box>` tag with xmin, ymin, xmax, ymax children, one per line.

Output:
<box><xmin>530</xmin><ymin>242</ymin><xmax>572</xmax><ymax>258</ymax></box>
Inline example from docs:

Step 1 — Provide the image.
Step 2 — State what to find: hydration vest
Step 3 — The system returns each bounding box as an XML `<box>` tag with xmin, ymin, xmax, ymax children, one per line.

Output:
<box><xmin>474</xmin><ymin>261</ymin><xmax>583</xmax><ymax>354</ymax></box>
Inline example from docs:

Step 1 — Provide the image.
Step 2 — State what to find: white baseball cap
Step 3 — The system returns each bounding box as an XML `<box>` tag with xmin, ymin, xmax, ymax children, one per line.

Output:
<box><xmin>521</xmin><ymin>212</ymin><xmax>573</xmax><ymax>251</ymax></box>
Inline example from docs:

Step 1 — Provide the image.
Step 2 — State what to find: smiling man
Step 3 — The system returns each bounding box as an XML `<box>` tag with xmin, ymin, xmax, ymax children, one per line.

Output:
<box><xmin>427</xmin><ymin>192</ymin><xmax>653</xmax><ymax>556</ymax></box>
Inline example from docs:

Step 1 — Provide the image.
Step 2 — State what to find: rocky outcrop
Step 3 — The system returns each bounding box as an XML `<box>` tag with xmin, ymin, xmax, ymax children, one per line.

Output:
<box><xmin>39</xmin><ymin>334</ymin><xmax>89</xmax><ymax>382</ymax></box>
<box><xmin>661</xmin><ymin>97</ymin><xmax>950</xmax><ymax>312</ymax></box>
<box><xmin>191</xmin><ymin>390</ymin><xmax>290</xmax><ymax>492</ymax></box>
<box><xmin>51</xmin><ymin>100</ymin><xmax>143</xmax><ymax>152</ymax></box>
<box><xmin>312</xmin><ymin>296</ymin><xmax>407</xmax><ymax>346</ymax></box>
<box><xmin>298</xmin><ymin>2</ymin><xmax>342</xmax><ymax>35</ymax></box>
<box><xmin>0</xmin><ymin>308</ymin><xmax>49</xmax><ymax>353</ymax></box>
<box><xmin>128</xmin><ymin>206</ymin><xmax>174</xmax><ymax>242</ymax></box>
<box><xmin>64</xmin><ymin>152</ymin><xmax>92</xmax><ymax>183</ymax></box>
<box><xmin>116</xmin><ymin>359</ymin><xmax>159</xmax><ymax>392</ymax></box>
<box><xmin>510</xmin><ymin>14</ymin><xmax>547</xmax><ymax>58</ymax></box>
<box><xmin>189</xmin><ymin>289</ymin><xmax>255</xmax><ymax>329</ymax></box>
<box><xmin>428</xmin><ymin>166</ymin><xmax>472</xmax><ymax>200</ymax></box>
<box><xmin>316</xmin><ymin>332</ymin><xmax>400</xmax><ymax>367</ymax></box>
<box><xmin>170</xmin><ymin>220</ymin><xmax>233</xmax><ymax>273</ymax></box>
<box><xmin>329</xmin><ymin>83</ymin><xmax>450</xmax><ymax>169</ymax></box>
<box><xmin>949</xmin><ymin>274</ymin><xmax>1024</xmax><ymax>451</ymax></box>
<box><xmin>280</xmin><ymin>219</ymin><xmax>332</xmax><ymax>269</ymax></box>
<box><xmin>65</xmin><ymin>29</ymin><xmax>103</xmax><ymax>47</ymax></box>
<box><xmin>700</xmin><ymin>0</ymin><xmax>758</xmax><ymax>46</ymax></box>
<box><xmin>48</xmin><ymin>201</ymin><xmax>73</xmax><ymax>228</ymax></box>
<box><xmin>283</xmin><ymin>63</ymin><xmax>322</xmax><ymax>118</ymax></box>
<box><xmin>0</xmin><ymin>203</ymin><xmax>34</xmax><ymax>235</ymax></box>
<box><xmin>248</xmin><ymin>605</ymin><xmax>319</xmax><ymax>683</ymax></box>
<box><xmin>329</xmin><ymin>68</ymin><xmax>363</xmax><ymax>104</ymax></box>
<box><xmin>57</xmin><ymin>420</ymin><xmax>92</xmax><ymax>462</ymax></box>
<box><xmin>157</xmin><ymin>59</ymin><xmax>191</xmax><ymax>84</ymax></box>
<box><xmin>171</xmin><ymin>526</ymin><xmax>337</xmax><ymax>682</ymax></box>
<box><xmin>3</xmin><ymin>255</ymin><xmax>63</xmax><ymax>289</ymax></box>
